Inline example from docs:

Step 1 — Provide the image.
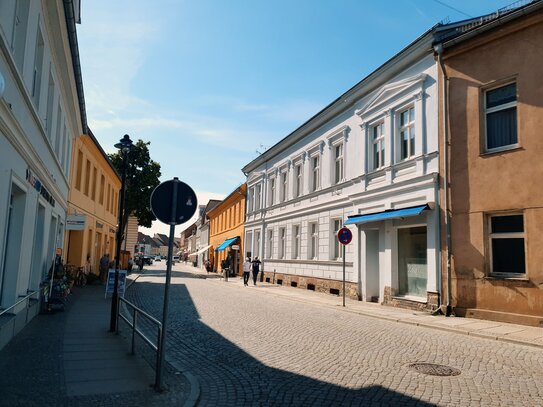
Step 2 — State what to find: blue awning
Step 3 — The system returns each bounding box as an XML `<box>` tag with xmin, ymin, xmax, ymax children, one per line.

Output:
<box><xmin>344</xmin><ymin>204</ymin><xmax>430</xmax><ymax>226</ymax></box>
<box><xmin>215</xmin><ymin>237</ymin><xmax>238</xmax><ymax>252</ymax></box>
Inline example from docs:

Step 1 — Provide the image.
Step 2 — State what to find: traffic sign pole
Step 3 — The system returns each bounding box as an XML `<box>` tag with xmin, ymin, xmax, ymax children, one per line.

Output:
<box><xmin>342</xmin><ymin>244</ymin><xmax>346</xmax><ymax>307</ymax></box>
<box><xmin>337</xmin><ymin>226</ymin><xmax>352</xmax><ymax>308</ymax></box>
<box><xmin>150</xmin><ymin>177</ymin><xmax>197</xmax><ymax>392</ymax></box>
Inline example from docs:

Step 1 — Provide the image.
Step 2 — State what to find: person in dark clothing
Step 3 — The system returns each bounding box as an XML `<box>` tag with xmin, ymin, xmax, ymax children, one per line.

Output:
<box><xmin>243</xmin><ymin>257</ymin><xmax>251</xmax><ymax>286</ymax></box>
<box><xmin>251</xmin><ymin>257</ymin><xmax>261</xmax><ymax>286</ymax></box>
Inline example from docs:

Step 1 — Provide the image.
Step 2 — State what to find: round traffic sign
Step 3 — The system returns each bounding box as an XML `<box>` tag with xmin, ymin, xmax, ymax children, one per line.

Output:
<box><xmin>150</xmin><ymin>178</ymin><xmax>198</xmax><ymax>225</ymax></box>
<box><xmin>337</xmin><ymin>226</ymin><xmax>352</xmax><ymax>245</ymax></box>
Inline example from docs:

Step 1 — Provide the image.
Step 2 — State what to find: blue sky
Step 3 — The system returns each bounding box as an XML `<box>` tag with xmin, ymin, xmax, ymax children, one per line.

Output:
<box><xmin>77</xmin><ymin>0</ymin><xmax>517</xmax><ymax>235</ymax></box>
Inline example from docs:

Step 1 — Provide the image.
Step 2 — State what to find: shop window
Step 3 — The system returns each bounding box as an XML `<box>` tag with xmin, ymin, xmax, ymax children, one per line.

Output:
<box><xmin>488</xmin><ymin>214</ymin><xmax>525</xmax><ymax>275</ymax></box>
<box><xmin>397</xmin><ymin>226</ymin><xmax>427</xmax><ymax>297</ymax></box>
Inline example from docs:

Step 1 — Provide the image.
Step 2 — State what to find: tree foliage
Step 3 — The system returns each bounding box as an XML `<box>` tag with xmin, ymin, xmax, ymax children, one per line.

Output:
<box><xmin>109</xmin><ymin>139</ymin><xmax>161</xmax><ymax>229</ymax></box>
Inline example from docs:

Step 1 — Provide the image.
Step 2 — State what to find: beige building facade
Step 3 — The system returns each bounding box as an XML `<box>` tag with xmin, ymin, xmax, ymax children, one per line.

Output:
<box><xmin>438</xmin><ymin>2</ymin><xmax>543</xmax><ymax>326</ymax></box>
<box><xmin>64</xmin><ymin>131</ymin><xmax>121</xmax><ymax>275</ymax></box>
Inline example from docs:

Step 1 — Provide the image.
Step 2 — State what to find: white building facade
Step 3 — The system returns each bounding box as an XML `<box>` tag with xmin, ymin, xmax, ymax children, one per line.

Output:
<box><xmin>243</xmin><ymin>30</ymin><xmax>443</xmax><ymax>310</ymax></box>
<box><xmin>0</xmin><ymin>0</ymin><xmax>85</xmax><ymax>347</ymax></box>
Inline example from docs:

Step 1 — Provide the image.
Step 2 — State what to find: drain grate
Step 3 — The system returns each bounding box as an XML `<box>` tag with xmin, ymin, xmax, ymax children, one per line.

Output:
<box><xmin>408</xmin><ymin>363</ymin><xmax>461</xmax><ymax>376</ymax></box>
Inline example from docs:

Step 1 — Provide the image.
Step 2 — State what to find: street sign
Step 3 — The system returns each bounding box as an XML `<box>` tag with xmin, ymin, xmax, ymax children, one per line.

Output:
<box><xmin>105</xmin><ymin>269</ymin><xmax>127</xmax><ymax>298</ymax></box>
<box><xmin>150</xmin><ymin>178</ymin><xmax>198</xmax><ymax>225</ymax></box>
<box><xmin>337</xmin><ymin>226</ymin><xmax>352</xmax><ymax>245</ymax></box>
<box><xmin>149</xmin><ymin>177</ymin><xmax>198</xmax><ymax>391</ymax></box>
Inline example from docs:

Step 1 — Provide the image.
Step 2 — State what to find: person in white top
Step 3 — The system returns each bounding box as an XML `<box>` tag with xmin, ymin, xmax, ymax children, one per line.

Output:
<box><xmin>243</xmin><ymin>257</ymin><xmax>252</xmax><ymax>286</ymax></box>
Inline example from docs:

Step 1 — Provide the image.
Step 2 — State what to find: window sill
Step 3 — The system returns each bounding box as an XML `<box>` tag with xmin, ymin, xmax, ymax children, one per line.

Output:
<box><xmin>485</xmin><ymin>274</ymin><xmax>528</xmax><ymax>282</ymax></box>
<box><xmin>481</xmin><ymin>145</ymin><xmax>522</xmax><ymax>156</ymax></box>
<box><xmin>392</xmin><ymin>295</ymin><xmax>427</xmax><ymax>303</ymax></box>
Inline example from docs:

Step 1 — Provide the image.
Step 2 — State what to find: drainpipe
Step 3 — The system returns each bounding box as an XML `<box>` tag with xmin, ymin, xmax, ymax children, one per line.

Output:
<box><xmin>434</xmin><ymin>44</ymin><xmax>452</xmax><ymax>316</ymax></box>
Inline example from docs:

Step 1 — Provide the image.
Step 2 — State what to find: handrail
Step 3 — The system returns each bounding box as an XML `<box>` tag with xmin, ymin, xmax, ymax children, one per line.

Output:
<box><xmin>117</xmin><ymin>296</ymin><xmax>163</xmax><ymax>390</ymax></box>
<box><xmin>0</xmin><ymin>289</ymin><xmax>40</xmax><ymax>318</ymax></box>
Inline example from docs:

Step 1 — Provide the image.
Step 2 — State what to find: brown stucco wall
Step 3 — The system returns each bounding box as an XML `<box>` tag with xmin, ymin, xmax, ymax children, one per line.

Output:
<box><xmin>441</xmin><ymin>11</ymin><xmax>543</xmax><ymax>324</ymax></box>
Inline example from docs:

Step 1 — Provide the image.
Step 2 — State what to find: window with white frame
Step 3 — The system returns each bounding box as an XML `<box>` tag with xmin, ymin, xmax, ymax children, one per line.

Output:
<box><xmin>255</xmin><ymin>230</ymin><xmax>260</xmax><ymax>258</ymax></box>
<box><xmin>246</xmin><ymin>231</ymin><xmax>253</xmax><ymax>258</ymax></box>
<box><xmin>292</xmin><ymin>225</ymin><xmax>300</xmax><ymax>259</ymax></box>
<box><xmin>334</xmin><ymin>143</ymin><xmax>344</xmax><ymax>184</ymax></box>
<box><xmin>488</xmin><ymin>214</ymin><xmax>525</xmax><ymax>274</ymax></box>
<box><xmin>399</xmin><ymin>107</ymin><xmax>415</xmax><ymax>160</ymax></box>
<box><xmin>294</xmin><ymin>164</ymin><xmax>302</xmax><ymax>198</ymax></box>
<box><xmin>255</xmin><ymin>183</ymin><xmax>261</xmax><ymax>211</ymax></box>
<box><xmin>32</xmin><ymin>29</ymin><xmax>45</xmax><ymax>107</ymax></box>
<box><xmin>279</xmin><ymin>227</ymin><xmax>286</xmax><ymax>259</ymax></box>
<box><xmin>269</xmin><ymin>177</ymin><xmax>276</xmax><ymax>206</ymax></box>
<box><xmin>311</xmin><ymin>155</ymin><xmax>320</xmax><ymax>192</ymax></box>
<box><xmin>371</xmin><ymin>121</ymin><xmax>385</xmax><ymax>170</ymax></box>
<box><xmin>332</xmin><ymin>219</ymin><xmax>342</xmax><ymax>260</ymax></box>
<box><xmin>485</xmin><ymin>82</ymin><xmax>517</xmax><ymax>152</ymax></box>
<box><xmin>280</xmin><ymin>171</ymin><xmax>288</xmax><ymax>202</ymax></box>
<box><xmin>13</xmin><ymin>0</ymin><xmax>31</xmax><ymax>71</ymax></box>
<box><xmin>267</xmin><ymin>229</ymin><xmax>274</xmax><ymax>259</ymax></box>
<box><xmin>309</xmin><ymin>222</ymin><xmax>318</xmax><ymax>260</ymax></box>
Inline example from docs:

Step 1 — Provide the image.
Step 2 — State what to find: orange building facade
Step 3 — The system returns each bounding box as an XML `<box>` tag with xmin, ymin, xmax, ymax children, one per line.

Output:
<box><xmin>64</xmin><ymin>131</ymin><xmax>121</xmax><ymax>275</ymax></box>
<box><xmin>438</xmin><ymin>3</ymin><xmax>543</xmax><ymax>326</ymax></box>
<box><xmin>208</xmin><ymin>184</ymin><xmax>247</xmax><ymax>276</ymax></box>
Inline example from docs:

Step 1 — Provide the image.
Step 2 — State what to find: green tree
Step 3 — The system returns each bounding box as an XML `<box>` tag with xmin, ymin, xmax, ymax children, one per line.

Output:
<box><xmin>109</xmin><ymin>139</ymin><xmax>161</xmax><ymax>231</ymax></box>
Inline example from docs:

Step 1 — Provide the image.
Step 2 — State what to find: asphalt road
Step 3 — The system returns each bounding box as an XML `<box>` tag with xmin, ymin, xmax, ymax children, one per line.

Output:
<box><xmin>125</xmin><ymin>264</ymin><xmax>543</xmax><ymax>406</ymax></box>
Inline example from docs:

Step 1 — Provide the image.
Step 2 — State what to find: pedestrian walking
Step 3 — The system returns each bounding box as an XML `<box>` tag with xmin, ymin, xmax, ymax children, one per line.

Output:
<box><xmin>99</xmin><ymin>254</ymin><xmax>109</xmax><ymax>283</ymax></box>
<box><xmin>138</xmin><ymin>256</ymin><xmax>144</xmax><ymax>271</ymax></box>
<box><xmin>127</xmin><ymin>257</ymin><xmax>134</xmax><ymax>274</ymax></box>
<box><xmin>251</xmin><ymin>256</ymin><xmax>261</xmax><ymax>286</ymax></box>
<box><xmin>243</xmin><ymin>257</ymin><xmax>251</xmax><ymax>286</ymax></box>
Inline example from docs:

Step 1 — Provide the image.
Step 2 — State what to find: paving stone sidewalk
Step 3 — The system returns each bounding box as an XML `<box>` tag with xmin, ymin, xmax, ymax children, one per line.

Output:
<box><xmin>0</xmin><ymin>283</ymin><xmax>190</xmax><ymax>407</ymax></box>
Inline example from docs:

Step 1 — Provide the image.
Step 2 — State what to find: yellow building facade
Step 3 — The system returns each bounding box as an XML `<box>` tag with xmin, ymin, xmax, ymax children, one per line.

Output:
<box><xmin>64</xmin><ymin>131</ymin><xmax>121</xmax><ymax>275</ymax></box>
<box><xmin>208</xmin><ymin>184</ymin><xmax>246</xmax><ymax>276</ymax></box>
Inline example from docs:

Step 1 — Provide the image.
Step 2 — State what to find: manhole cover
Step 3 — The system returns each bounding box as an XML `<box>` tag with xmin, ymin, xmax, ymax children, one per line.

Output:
<box><xmin>408</xmin><ymin>363</ymin><xmax>461</xmax><ymax>376</ymax></box>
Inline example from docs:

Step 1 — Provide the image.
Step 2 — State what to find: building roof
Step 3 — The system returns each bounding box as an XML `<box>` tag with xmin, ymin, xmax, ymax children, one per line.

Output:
<box><xmin>63</xmin><ymin>0</ymin><xmax>87</xmax><ymax>134</ymax></box>
<box><xmin>440</xmin><ymin>0</ymin><xmax>543</xmax><ymax>49</ymax></box>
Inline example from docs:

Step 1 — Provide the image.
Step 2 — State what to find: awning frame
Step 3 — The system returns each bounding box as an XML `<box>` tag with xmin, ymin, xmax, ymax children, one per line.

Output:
<box><xmin>344</xmin><ymin>204</ymin><xmax>431</xmax><ymax>226</ymax></box>
<box><xmin>215</xmin><ymin>237</ymin><xmax>239</xmax><ymax>252</ymax></box>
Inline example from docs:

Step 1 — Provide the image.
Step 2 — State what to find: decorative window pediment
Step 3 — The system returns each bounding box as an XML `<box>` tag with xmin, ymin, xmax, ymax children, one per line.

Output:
<box><xmin>327</xmin><ymin>125</ymin><xmax>350</xmax><ymax>148</ymax></box>
<box><xmin>247</xmin><ymin>171</ymin><xmax>264</xmax><ymax>185</ymax></box>
<box><xmin>356</xmin><ymin>73</ymin><xmax>427</xmax><ymax>119</ymax></box>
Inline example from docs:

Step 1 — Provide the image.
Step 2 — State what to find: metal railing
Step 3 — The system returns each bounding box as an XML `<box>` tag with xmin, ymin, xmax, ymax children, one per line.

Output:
<box><xmin>117</xmin><ymin>296</ymin><xmax>163</xmax><ymax>389</ymax></box>
<box><xmin>0</xmin><ymin>289</ymin><xmax>41</xmax><ymax>318</ymax></box>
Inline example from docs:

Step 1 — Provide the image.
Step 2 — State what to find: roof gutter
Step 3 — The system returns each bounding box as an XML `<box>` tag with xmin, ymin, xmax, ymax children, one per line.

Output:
<box><xmin>63</xmin><ymin>0</ymin><xmax>87</xmax><ymax>134</ymax></box>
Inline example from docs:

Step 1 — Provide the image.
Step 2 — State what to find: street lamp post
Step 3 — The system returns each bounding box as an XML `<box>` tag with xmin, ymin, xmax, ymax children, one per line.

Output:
<box><xmin>110</xmin><ymin>134</ymin><xmax>133</xmax><ymax>332</ymax></box>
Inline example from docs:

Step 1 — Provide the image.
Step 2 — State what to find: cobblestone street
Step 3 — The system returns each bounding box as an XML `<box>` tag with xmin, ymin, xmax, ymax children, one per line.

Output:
<box><xmin>125</xmin><ymin>265</ymin><xmax>543</xmax><ymax>406</ymax></box>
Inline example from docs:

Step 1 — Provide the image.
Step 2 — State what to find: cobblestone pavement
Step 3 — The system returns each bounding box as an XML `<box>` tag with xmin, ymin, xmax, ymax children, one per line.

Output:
<box><xmin>126</xmin><ymin>268</ymin><xmax>543</xmax><ymax>406</ymax></box>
